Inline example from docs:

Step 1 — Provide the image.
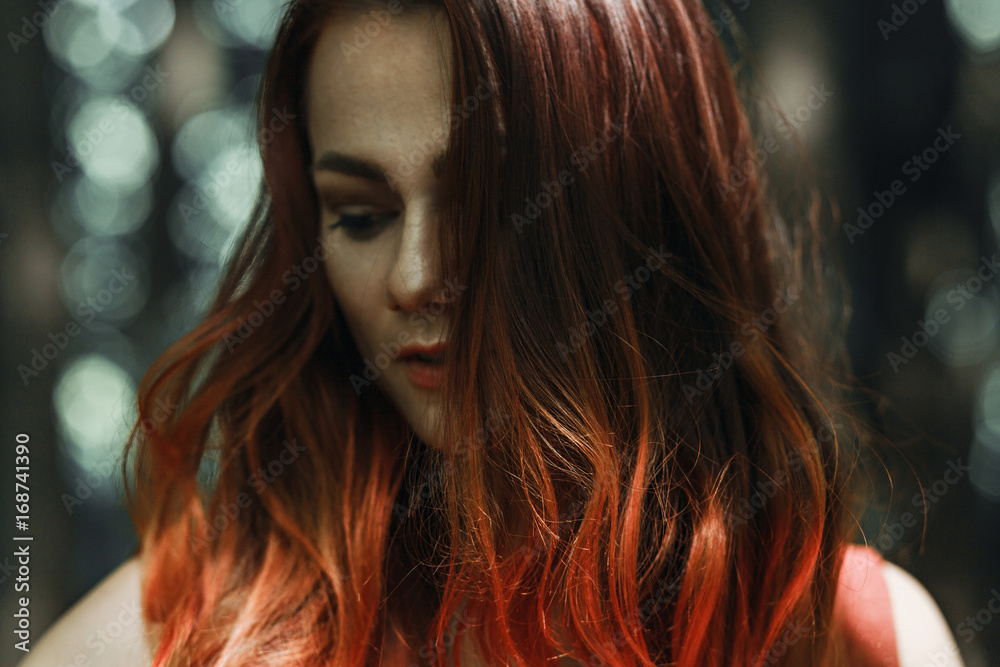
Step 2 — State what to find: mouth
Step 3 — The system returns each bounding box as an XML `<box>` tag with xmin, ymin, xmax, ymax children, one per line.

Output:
<box><xmin>399</xmin><ymin>342</ymin><xmax>447</xmax><ymax>389</ymax></box>
<box><xmin>408</xmin><ymin>350</ymin><xmax>445</xmax><ymax>363</ymax></box>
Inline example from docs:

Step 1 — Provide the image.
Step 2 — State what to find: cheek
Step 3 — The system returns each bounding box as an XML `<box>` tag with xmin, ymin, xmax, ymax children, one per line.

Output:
<box><xmin>324</xmin><ymin>251</ymin><xmax>382</xmax><ymax>355</ymax></box>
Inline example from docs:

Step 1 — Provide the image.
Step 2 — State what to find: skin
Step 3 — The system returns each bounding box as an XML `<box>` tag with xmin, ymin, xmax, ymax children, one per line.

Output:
<box><xmin>306</xmin><ymin>8</ymin><xmax>454</xmax><ymax>450</ymax></box>
<box><xmin>23</xmin><ymin>11</ymin><xmax>967</xmax><ymax>667</ymax></box>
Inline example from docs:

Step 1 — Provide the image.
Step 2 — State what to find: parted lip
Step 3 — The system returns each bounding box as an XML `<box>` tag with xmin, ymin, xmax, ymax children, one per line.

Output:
<box><xmin>399</xmin><ymin>341</ymin><xmax>447</xmax><ymax>359</ymax></box>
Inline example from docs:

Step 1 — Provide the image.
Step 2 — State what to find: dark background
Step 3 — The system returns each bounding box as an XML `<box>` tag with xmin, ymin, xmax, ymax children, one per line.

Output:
<box><xmin>1</xmin><ymin>0</ymin><xmax>997</xmax><ymax>665</ymax></box>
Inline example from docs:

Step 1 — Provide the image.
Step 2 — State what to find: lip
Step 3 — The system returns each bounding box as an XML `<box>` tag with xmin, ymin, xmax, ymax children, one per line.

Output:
<box><xmin>398</xmin><ymin>341</ymin><xmax>447</xmax><ymax>390</ymax></box>
<box><xmin>401</xmin><ymin>357</ymin><xmax>446</xmax><ymax>389</ymax></box>
<box><xmin>398</xmin><ymin>341</ymin><xmax>447</xmax><ymax>359</ymax></box>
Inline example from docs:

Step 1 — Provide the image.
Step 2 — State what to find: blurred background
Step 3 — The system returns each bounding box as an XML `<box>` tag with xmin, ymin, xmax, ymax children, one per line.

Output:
<box><xmin>0</xmin><ymin>0</ymin><xmax>997</xmax><ymax>664</ymax></box>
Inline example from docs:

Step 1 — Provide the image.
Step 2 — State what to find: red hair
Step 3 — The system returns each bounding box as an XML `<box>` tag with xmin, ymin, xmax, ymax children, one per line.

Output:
<box><xmin>124</xmin><ymin>0</ymin><xmax>872</xmax><ymax>664</ymax></box>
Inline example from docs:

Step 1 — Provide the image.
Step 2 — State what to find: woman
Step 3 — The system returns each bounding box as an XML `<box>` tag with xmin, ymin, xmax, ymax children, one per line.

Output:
<box><xmin>27</xmin><ymin>0</ymin><xmax>964</xmax><ymax>665</ymax></box>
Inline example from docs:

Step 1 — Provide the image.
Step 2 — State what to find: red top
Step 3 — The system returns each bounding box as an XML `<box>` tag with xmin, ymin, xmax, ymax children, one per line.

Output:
<box><xmin>834</xmin><ymin>544</ymin><xmax>900</xmax><ymax>667</ymax></box>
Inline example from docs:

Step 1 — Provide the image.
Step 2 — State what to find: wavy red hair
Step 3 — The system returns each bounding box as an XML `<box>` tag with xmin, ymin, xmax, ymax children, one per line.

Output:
<box><xmin>124</xmin><ymin>0</ymin><xmax>873</xmax><ymax>665</ymax></box>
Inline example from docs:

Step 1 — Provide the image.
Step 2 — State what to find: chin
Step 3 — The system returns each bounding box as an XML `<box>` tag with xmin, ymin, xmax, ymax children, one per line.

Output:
<box><xmin>407</xmin><ymin>405</ymin><xmax>444</xmax><ymax>451</ymax></box>
<box><xmin>378</xmin><ymin>380</ymin><xmax>445</xmax><ymax>451</ymax></box>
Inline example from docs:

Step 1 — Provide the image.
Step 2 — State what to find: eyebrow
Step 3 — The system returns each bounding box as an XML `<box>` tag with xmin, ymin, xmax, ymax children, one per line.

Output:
<box><xmin>311</xmin><ymin>150</ymin><xmax>447</xmax><ymax>182</ymax></box>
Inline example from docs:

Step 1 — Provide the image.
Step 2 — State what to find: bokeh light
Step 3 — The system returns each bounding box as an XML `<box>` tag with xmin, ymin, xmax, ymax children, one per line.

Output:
<box><xmin>59</xmin><ymin>236</ymin><xmax>148</xmax><ymax>324</ymax></box>
<box><xmin>924</xmin><ymin>269</ymin><xmax>1000</xmax><ymax>367</ymax></box>
<box><xmin>171</xmin><ymin>106</ymin><xmax>253</xmax><ymax>180</ymax></box>
<box><xmin>69</xmin><ymin>177</ymin><xmax>154</xmax><ymax>237</ymax></box>
<box><xmin>193</xmin><ymin>0</ymin><xmax>284</xmax><ymax>50</ymax></box>
<box><xmin>946</xmin><ymin>0</ymin><xmax>1000</xmax><ymax>54</ymax></box>
<box><xmin>44</xmin><ymin>0</ymin><xmax>176</xmax><ymax>89</ymax></box>
<box><xmin>167</xmin><ymin>141</ymin><xmax>261</xmax><ymax>265</ymax></box>
<box><xmin>65</xmin><ymin>96</ymin><xmax>160</xmax><ymax>191</ymax></box>
<box><xmin>970</xmin><ymin>364</ymin><xmax>1000</xmax><ymax>501</ymax></box>
<box><xmin>53</xmin><ymin>353</ymin><xmax>137</xmax><ymax>478</ymax></box>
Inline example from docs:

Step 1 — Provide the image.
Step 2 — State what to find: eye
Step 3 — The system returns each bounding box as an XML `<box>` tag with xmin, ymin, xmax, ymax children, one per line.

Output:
<box><xmin>327</xmin><ymin>205</ymin><xmax>398</xmax><ymax>237</ymax></box>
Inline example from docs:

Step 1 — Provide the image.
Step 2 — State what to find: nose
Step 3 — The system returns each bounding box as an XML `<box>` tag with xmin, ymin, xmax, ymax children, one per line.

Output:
<box><xmin>386</xmin><ymin>199</ymin><xmax>449</xmax><ymax>316</ymax></box>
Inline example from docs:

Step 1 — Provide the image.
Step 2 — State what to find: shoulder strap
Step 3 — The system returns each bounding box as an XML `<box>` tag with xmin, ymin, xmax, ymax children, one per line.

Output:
<box><xmin>833</xmin><ymin>544</ymin><xmax>900</xmax><ymax>667</ymax></box>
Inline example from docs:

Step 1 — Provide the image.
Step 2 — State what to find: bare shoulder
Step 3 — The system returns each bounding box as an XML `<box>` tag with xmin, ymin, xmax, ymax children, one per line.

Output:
<box><xmin>20</xmin><ymin>555</ymin><xmax>154</xmax><ymax>667</ymax></box>
<box><xmin>881</xmin><ymin>559</ymin><xmax>966</xmax><ymax>667</ymax></box>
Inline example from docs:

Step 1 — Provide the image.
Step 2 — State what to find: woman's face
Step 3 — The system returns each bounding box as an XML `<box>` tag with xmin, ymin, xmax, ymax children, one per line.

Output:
<box><xmin>306</xmin><ymin>9</ymin><xmax>454</xmax><ymax>450</ymax></box>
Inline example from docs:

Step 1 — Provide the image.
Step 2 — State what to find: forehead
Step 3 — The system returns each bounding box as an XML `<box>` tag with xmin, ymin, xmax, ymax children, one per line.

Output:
<box><xmin>305</xmin><ymin>9</ymin><xmax>453</xmax><ymax>180</ymax></box>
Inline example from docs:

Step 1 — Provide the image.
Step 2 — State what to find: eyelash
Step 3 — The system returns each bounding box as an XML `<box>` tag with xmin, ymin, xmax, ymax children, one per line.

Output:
<box><xmin>328</xmin><ymin>210</ymin><xmax>397</xmax><ymax>235</ymax></box>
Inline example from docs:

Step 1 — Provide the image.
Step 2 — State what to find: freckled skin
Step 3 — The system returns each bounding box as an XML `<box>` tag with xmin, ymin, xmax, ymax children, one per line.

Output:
<box><xmin>306</xmin><ymin>10</ymin><xmax>453</xmax><ymax>450</ymax></box>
